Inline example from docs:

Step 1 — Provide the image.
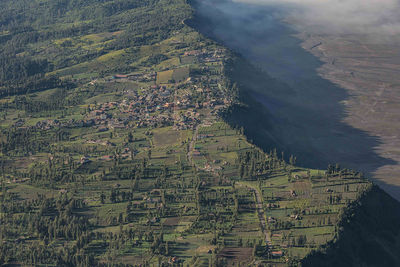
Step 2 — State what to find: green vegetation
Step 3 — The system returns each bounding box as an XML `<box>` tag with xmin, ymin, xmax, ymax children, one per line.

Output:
<box><xmin>0</xmin><ymin>0</ymin><xmax>397</xmax><ymax>266</ymax></box>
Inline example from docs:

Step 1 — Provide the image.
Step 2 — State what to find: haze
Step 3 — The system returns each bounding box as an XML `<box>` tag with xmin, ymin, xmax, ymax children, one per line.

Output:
<box><xmin>236</xmin><ymin>0</ymin><xmax>400</xmax><ymax>37</ymax></box>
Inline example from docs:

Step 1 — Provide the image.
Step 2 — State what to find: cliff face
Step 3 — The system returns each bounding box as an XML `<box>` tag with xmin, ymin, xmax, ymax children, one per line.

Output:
<box><xmin>221</xmin><ymin>45</ymin><xmax>400</xmax><ymax>267</ymax></box>
<box><xmin>302</xmin><ymin>185</ymin><xmax>400</xmax><ymax>267</ymax></box>
<box><xmin>188</xmin><ymin>1</ymin><xmax>400</xmax><ymax>266</ymax></box>
<box><xmin>299</xmin><ymin>34</ymin><xmax>400</xmax><ymax>202</ymax></box>
<box><xmin>188</xmin><ymin>0</ymin><xmax>396</xmax><ymax>197</ymax></box>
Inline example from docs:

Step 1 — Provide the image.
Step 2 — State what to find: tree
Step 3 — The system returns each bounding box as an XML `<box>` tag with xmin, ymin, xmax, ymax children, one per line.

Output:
<box><xmin>165</xmin><ymin>241</ymin><xmax>169</xmax><ymax>256</ymax></box>
<box><xmin>127</xmin><ymin>132</ymin><xmax>133</xmax><ymax>143</ymax></box>
<box><xmin>297</xmin><ymin>235</ymin><xmax>307</xmax><ymax>247</ymax></box>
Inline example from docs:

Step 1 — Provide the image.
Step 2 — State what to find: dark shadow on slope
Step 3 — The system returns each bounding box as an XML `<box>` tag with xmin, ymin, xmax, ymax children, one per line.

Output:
<box><xmin>188</xmin><ymin>0</ymin><xmax>396</xmax><ymax>193</ymax></box>
<box><xmin>302</xmin><ymin>185</ymin><xmax>400</xmax><ymax>267</ymax></box>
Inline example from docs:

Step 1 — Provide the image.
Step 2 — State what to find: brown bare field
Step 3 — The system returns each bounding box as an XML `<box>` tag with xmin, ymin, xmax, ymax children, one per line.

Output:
<box><xmin>164</xmin><ymin>217</ymin><xmax>181</xmax><ymax>226</ymax></box>
<box><xmin>218</xmin><ymin>247</ymin><xmax>253</xmax><ymax>265</ymax></box>
<box><xmin>292</xmin><ymin>181</ymin><xmax>309</xmax><ymax>192</ymax></box>
<box><xmin>152</xmin><ymin>127</ymin><xmax>180</xmax><ymax>147</ymax></box>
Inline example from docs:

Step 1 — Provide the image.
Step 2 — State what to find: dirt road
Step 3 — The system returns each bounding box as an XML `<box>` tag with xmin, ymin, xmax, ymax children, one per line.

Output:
<box><xmin>237</xmin><ymin>182</ymin><xmax>271</xmax><ymax>246</ymax></box>
<box><xmin>187</xmin><ymin>124</ymin><xmax>200</xmax><ymax>165</ymax></box>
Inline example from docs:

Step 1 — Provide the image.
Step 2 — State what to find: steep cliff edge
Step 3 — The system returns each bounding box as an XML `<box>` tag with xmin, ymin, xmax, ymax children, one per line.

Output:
<box><xmin>188</xmin><ymin>0</ymin><xmax>400</xmax><ymax>266</ymax></box>
<box><xmin>302</xmin><ymin>185</ymin><xmax>400</xmax><ymax>267</ymax></box>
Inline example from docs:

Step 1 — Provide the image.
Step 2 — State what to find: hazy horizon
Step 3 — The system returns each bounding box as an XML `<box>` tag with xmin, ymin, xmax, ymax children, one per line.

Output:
<box><xmin>235</xmin><ymin>0</ymin><xmax>400</xmax><ymax>39</ymax></box>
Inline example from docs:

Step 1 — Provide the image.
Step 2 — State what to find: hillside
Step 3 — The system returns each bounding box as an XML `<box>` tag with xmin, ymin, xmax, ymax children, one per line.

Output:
<box><xmin>0</xmin><ymin>0</ymin><xmax>398</xmax><ymax>266</ymax></box>
<box><xmin>302</xmin><ymin>185</ymin><xmax>400</xmax><ymax>267</ymax></box>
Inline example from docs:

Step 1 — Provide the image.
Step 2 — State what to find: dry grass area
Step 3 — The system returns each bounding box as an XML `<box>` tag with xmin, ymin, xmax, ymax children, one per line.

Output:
<box><xmin>218</xmin><ymin>247</ymin><xmax>253</xmax><ymax>265</ymax></box>
<box><xmin>152</xmin><ymin>127</ymin><xmax>181</xmax><ymax>148</ymax></box>
<box><xmin>164</xmin><ymin>217</ymin><xmax>181</xmax><ymax>226</ymax></box>
<box><xmin>157</xmin><ymin>70</ymin><xmax>174</xmax><ymax>84</ymax></box>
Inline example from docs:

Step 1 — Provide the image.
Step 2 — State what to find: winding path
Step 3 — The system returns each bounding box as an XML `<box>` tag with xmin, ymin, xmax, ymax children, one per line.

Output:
<box><xmin>237</xmin><ymin>182</ymin><xmax>271</xmax><ymax>246</ymax></box>
<box><xmin>187</xmin><ymin>123</ymin><xmax>200</xmax><ymax>165</ymax></box>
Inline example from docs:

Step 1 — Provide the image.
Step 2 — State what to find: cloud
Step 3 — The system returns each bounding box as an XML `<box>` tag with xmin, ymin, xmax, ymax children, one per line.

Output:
<box><xmin>234</xmin><ymin>0</ymin><xmax>400</xmax><ymax>36</ymax></box>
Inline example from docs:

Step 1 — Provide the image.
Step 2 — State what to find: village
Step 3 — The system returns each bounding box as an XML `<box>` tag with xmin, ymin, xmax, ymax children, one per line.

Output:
<box><xmin>30</xmin><ymin>48</ymin><xmax>230</xmax><ymax>133</ymax></box>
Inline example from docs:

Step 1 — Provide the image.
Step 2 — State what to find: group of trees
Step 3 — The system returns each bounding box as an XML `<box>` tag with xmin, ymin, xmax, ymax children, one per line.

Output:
<box><xmin>238</xmin><ymin>148</ymin><xmax>289</xmax><ymax>180</ymax></box>
<box><xmin>0</xmin><ymin>194</ymin><xmax>95</xmax><ymax>266</ymax></box>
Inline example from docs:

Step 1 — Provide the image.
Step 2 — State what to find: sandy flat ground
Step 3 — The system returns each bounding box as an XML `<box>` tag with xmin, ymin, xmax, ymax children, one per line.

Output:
<box><xmin>299</xmin><ymin>33</ymin><xmax>400</xmax><ymax>200</ymax></box>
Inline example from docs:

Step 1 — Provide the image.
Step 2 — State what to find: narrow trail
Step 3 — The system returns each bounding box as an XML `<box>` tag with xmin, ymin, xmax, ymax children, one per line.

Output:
<box><xmin>187</xmin><ymin>123</ymin><xmax>200</xmax><ymax>165</ymax></box>
<box><xmin>237</xmin><ymin>182</ymin><xmax>271</xmax><ymax>246</ymax></box>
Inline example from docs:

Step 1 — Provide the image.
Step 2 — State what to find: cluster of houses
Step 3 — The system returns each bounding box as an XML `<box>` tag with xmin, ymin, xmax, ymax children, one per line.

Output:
<box><xmin>111</xmin><ymin>72</ymin><xmax>156</xmax><ymax>82</ymax></box>
<box><xmin>174</xmin><ymin>108</ymin><xmax>200</xmax><ymax>130</ymax></box>
<box><xmin>5</xmin><ymin>177</ymin><xmax>30</xmax><ymax>184</ymax></box>
<box><xmin>33</xmin><ymin>118</ymin><xmax>96</xmax><ymax>130</ymax></box>
<box><xmin>85</xmin><ymin>80</ymin><xmax>219</xmax><ymax>130</ymax></box>
<box><xmin>35</xmin><ymin>119</ymin><xmax>61</xmax><ymax>130</ymax></box>
<box><xmin>84</xmin><ymin>86</ymin><xmax>174</xmax><ymax>129</ymax></box>
<box><xmin>28</xmin><ymin>82</ymin><xmax>228</xmax><ymax>134</ymax></box>
<box><xmin>18</xmin><ymin>46</ymin><xmax>232</xmax><ymax>148</ymax></box>
<box><xmin>119</xmin><ymin>86</ymin><xmax>175</xmax><ymax>128</ymax></box>
<box><xmin>183</xmin><ymin>48</ymin><xmax>226</xmax><ymax>63</ymax></box>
